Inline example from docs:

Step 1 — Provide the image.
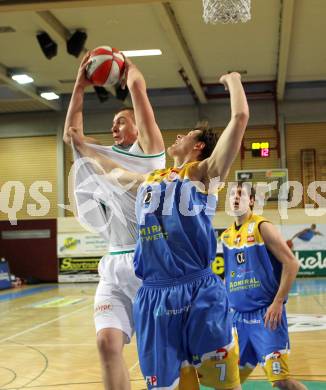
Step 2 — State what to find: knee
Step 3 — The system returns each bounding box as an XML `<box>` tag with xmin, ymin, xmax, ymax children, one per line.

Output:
<box><xmin>97</xmin><ymin>331</ymin><xmax>123</xmax><ymax>361</ymax></box>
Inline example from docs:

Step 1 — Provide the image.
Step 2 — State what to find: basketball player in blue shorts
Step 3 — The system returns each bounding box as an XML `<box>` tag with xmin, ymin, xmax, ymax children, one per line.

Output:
<box><xmin>68</xmin><ymin>71</ymin><xmax>249</xmax><ymax>389</ymax></box>
<box><xmin>221</xmin><ymin>182</ymin><xmax>308</xmax><ymax>390</ymax></box>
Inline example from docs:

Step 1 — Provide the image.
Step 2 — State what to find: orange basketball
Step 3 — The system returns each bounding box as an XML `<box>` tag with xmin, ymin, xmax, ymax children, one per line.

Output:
<box><xmin>86</xmin><ymin>46</ymin><xmax>125</xmax><ymax>86</ymax></box>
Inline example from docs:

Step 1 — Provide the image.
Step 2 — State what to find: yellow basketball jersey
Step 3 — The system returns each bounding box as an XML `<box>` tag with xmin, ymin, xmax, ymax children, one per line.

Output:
<box><xmin>221</xmin><ymin>214</ymin><xmax>283</xmax><ymax>312</ymax></box>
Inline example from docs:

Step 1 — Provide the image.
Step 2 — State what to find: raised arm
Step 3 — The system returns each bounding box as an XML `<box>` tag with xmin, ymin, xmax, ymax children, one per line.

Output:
<box><xmin>63</xmin><ymin>53</ymin><xmax>100</xmax><ymax>146</ymax></box>
<box><xmin>124</xmin><ymin>58</ymin><xmax>164</xmax><ymax>154</ymax></box>
<box><xmin>259</xmin><ymin>222</ymin><xmax>300</xmax><ymax>330</ymax></box>
<box><xmin>68</xmin><ymin>127</ymin><xmax>144</xmax><ymax>192</ymax></box>
<box><xmin>198</xmin><ymin>72</ymin><xmax>249</xmax><ymax>183</ymax></box>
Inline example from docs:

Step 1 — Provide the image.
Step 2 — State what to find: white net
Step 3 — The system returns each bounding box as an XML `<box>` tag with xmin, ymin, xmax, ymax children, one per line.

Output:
<box><xmin>203</xmin><ymin>0</ymin><xmax>251</xmax><ymax>24</ymax></box>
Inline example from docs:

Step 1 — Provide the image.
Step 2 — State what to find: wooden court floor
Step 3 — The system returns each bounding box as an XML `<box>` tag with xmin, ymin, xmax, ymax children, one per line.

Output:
<box><xmin>0</xmin><ymin>279</ymin><xmax>325</xmax><ymax>390</ymax></box>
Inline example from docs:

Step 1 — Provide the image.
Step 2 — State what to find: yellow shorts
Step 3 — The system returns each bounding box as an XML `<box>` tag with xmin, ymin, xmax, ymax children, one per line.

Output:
<box><xmin>240</xmin><ymin>351</ymin><xmax>290</xmax><ymax>384</ymax></box>
<box><xmin>196</xmin><ymin>335</ymin><xmax>240</xmax><ymax>390</ymax></box>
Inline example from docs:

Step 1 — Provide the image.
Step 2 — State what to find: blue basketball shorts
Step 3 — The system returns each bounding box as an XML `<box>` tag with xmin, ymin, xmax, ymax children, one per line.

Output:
<box><xmin>133</xmin><ymin>268</ymin><xmax>240</xmax><ymax>389</ymax></box>
<box><xmin>233</xmin><ymin>305</ymin><xmax>290</xmax><ymax>383</ymax></box>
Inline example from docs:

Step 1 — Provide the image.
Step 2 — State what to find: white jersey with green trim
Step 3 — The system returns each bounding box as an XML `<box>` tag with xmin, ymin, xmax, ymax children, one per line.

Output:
<box><xmin>72</xmin><ymin>141</ymin><xmax>165</xmax><ymax>251</ymax></box>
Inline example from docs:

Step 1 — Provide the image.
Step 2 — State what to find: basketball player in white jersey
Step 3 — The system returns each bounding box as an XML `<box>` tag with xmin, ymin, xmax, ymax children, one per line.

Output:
<box><xmin>63</xmin><ymin>53</ymin><xmax>165</xmax><ymax>390</ymax></box>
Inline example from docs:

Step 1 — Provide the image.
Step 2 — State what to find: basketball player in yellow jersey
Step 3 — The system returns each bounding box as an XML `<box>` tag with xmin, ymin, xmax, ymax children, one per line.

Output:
<box><xmin>68</xmin><ymin>71</ymin><xmax>249</xmax><ymax>390</ymax></box>
<box><xmin>222</xmin><ymin>182</ymin><xmax>308</xmax><ymax>390</ymax></box>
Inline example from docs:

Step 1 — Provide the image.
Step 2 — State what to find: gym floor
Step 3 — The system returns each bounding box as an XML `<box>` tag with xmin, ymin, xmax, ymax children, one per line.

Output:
<box><xmin>0</xmin><ymin>278</ymin><xmax>325</xmax><ymax>390</ymax></box>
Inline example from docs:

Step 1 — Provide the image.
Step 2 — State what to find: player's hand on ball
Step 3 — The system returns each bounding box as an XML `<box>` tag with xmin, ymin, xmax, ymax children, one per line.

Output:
<box><xmin>85</xmin><ymin>46</ymin><xmax>125</xmax><ymax>86</ymax></box>
<box><xmin>76</xmin><ymin>52</ymin><xmax>92</xmax><ymax>88</ymax></box>
<box><xmin>121</xmin><ymin>55</ymin><xmax>133</xmax><ymax>90</ymax></box>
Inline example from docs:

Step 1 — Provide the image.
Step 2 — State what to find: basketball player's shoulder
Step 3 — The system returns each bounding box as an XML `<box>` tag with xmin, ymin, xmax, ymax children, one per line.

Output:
<box><xmin>184</xmin><ymin>160</ymin><xmax>209</xmax><ymax>184</ymax></box>
<box><xmin>248</xmin><ymin>214</ymin><xmax>271</xmax><ymax>242</ymax></box>
<box><xmin>145</xmin><ymin>167</ymin><xmax>169</xmax><ymax>183</ymax></box>
<box><xmin>250</xmin><ymin>214</ymin><xmax>269</xmax><ymax>226</ymax></box>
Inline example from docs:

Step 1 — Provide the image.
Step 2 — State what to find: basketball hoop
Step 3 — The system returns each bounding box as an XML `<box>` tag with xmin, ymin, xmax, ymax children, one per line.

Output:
<box><xmin>202</xmin><ymin>0</ymin><xmax>251</xmax><ymax>24</ymax></box>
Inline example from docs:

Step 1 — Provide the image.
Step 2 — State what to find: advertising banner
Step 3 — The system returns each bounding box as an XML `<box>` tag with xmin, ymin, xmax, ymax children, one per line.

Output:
<box><xmin>280</xmin><ymin>224</ymin><xmax>326</xmax><ymax>251</ymax></box>
<box><xmin>58</xmin><ymin>257</ymin><xmax>101</xmax><ymax>283</ymax></box>
<box><xmin>293</xmin><ymin>250</ymin><xmax>326</xmax><ymax>277</ymax></box>
<box><xmin>57</xmin><ymin>233</ymin><xmax>108</xmax><ymax>257</ymax></box>
<box><xmin>280</xmin><ymin>224</ymin><xmax>326</xmax><ymax>277</ymax></box>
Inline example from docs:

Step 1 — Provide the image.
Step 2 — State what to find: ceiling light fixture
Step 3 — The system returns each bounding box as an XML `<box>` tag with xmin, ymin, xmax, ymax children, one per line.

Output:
<box><xmin>40</xmin><ymin>91</ymin><xmax>60</xmax><ymax>100</ymax></box>
<box><xmin>121</xmin><ymin>49</ymin><xmax>162</xmax><ymax>57</ymax></box>
<box><xmin>11</xmin><ymin>74</ymin><xmax>34</xmax><ymax>85</ymax></box>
